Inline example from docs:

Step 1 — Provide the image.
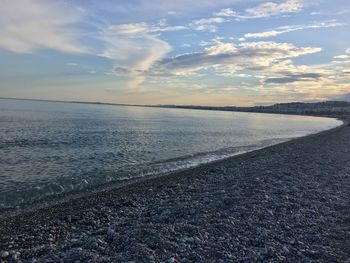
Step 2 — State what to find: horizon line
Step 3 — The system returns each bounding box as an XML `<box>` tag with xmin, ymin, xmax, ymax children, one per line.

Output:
<box><xmin>1</xmin><ymin>96</ymin><xmax>348</xmax><ymax>109</ymax></box>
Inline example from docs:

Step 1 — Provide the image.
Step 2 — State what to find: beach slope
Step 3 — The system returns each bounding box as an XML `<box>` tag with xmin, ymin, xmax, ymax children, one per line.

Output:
<box><xmin>0</xmin><ymin>120</ymin><xmax>349</xmax><ymax>262</ymax></box>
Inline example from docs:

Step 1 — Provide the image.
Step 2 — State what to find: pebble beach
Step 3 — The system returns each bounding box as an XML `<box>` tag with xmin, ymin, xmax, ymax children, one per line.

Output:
<box><xmin>0</xmin><ymin>118</ymin><xmax>349</xmax><ymax>262</ymax></box>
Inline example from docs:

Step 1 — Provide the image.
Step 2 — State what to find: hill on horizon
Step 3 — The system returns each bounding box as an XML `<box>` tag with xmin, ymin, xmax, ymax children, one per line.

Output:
<box><xmin>159</xmin><ymin>100</ymin><xmax>350</xmax><ymax>117</ymax></box>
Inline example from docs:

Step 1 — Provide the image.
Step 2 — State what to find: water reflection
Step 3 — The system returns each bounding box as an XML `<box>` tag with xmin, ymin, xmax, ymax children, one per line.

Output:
<box><xmin>0</xmin><ymin>99</ymin><xmax>342</xmax><ymax>208</ymax></box>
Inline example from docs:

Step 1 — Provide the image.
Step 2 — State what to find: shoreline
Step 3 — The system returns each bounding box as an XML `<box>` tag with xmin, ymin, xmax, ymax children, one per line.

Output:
<box><xmin>0</xmin><ymin>118</ymin><xmax>344</xmax><ymax>219</ymax></box>
<box><xmin>0</xmin><ymin>117</ymin><xmax>349</xmax><ymax>262</ymax></box>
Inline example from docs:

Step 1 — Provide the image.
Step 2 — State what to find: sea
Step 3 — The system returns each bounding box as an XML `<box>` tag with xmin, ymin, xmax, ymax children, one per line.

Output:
<box><xmin>0</xmin><ymin>98</ymin><xmax>342</xmax><ymax>209</ymax></box>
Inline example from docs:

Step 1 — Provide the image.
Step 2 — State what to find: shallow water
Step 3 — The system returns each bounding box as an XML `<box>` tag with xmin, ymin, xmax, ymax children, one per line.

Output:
<box><xmin>0</xmin><ymin>99</ymin><xmax>342</xmax><ymax>208</ymax></box>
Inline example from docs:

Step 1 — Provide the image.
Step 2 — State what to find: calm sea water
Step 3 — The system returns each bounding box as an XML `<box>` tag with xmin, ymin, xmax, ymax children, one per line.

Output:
<box><xmin>0</xmin><ymin>99</ymin><xmax>342</xmax><ymax>209</ymax></box>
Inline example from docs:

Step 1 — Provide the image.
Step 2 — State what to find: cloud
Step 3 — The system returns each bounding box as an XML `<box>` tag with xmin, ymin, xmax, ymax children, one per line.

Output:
<box><xmin>253</xmin><ymin>54</ymin><xmax>350</xmax><ymax>103</ymax></box>
<box><xmin>151</xmin><ymin>41</ymin><xmax>321</xmax><ymax>76</ymax></box>
<box><xmin>265</xmin><ymin>73</ymin><xmax>322</xmax><ymax>83</ymax></box>
<box><xmin>332</xmin><ymin>48</ymin><xmax>350</xmax><ymax>61</ymax></box>
<box><xmin>193</xmin><ymin>17</ymin><xmax>226</xmax><ymax>25</ymax></box>
<box><xmin>0</xmin><ymin>0</ymin><xmax>87</xmax><ymax>54</ymax></box>
<box><xmin>244</xmin><ymin>20</ymin><xmax>345</xmax><ymax>39</ymax></box>
<box><xmin>215</xmin><ymin>0</ymin><xmax>304</xmax><ymax>19</ymax></box>
<box><xmin>87</xmin><ymin>0</ymin><xmax>245</xmax><ymax>17</ymax></box>
<box><xmin>334</xmin><ymin>55</ymin><xmax>349</xmax><ymax>60</ymax></box>
<box><xmin>214</xmin><ymin>8</ymin><xmax>237</xmax><ymax>17</ymax></box>
<box><xmin>310</xmin><ymin>9</ymin><xmax>350</xmax><ymax>16</ymax></box>
<box><xmin>245</xmin><ymin>0</ymin><xmax>303</xmax><ymax>18</ymax></box>
<box><xmin>191</xmin><ymin>17</ymin><xmax>226</xmax><ymax>32</ymax></box>
<box><xmin>156</xmin><ymin>25</ymin><xmax>188</xmax><ymax>32</ymax></box>
<box><xmin>114</xmin><ymin>67</ymin><xmax>133</xmax><ymax>75</ymax></box>
<box><xmin>147</xmin><ymin>19</ymin><xmax>188</xmax><ymax>32</ymax></box>
<box><xmin>142</xmin><ymin>41</ymin><xmax>350</xmax><ymax>104</ymax></box>
<box><xmin>205</xmin><ymin>42</ymin><xmax>237</xmax><ymax>55</ymax></box>
<box><xmin>99</xmin><ymin>22</ymin><xmax>171</xmax><ymax>88</ymax></box>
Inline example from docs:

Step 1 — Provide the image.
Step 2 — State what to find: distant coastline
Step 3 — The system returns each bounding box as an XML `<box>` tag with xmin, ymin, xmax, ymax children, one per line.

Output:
<box><xmin>1</xmin><ymin>96</ymin><xmax>350</xmax><ymax>118</ymax></box>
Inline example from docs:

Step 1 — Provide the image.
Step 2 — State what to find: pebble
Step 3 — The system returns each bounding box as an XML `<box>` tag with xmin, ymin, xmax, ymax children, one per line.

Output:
<box><xmin>283</xmin><ymin>246</ymin><xmax>290</xmax><ymax>254</ymax></box>
<box><xmin>1</xmin><ymin>251</ymin><xmax>9</xmax><ymax>258</ymax></box>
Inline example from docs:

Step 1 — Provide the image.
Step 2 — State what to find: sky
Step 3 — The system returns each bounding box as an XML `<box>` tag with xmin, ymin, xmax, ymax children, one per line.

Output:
<box><xmin>0</xmin><ymin>0</ymin><xmax>350</xmax><ymax>106</ymax></box>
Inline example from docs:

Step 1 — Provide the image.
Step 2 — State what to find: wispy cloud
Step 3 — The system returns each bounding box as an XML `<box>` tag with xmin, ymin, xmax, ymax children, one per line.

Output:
<box><xmin>87</xmin><ymin>0</ymin><xmax>245</xmax><ymax>17</ymax></box>
<box><xmin>332</xmin><ymin>48</ymin><xmax>350</xmax><ymax>61</ymax></box>
<box><xmin>150</xmin><ymin>41</ymin><xmax>321</xmax><ymax>76</ymax></box>
<box><xmin>244</xmin><ymin>0</ymin><xmax>303</xmax><ymax>18</ymax></box>
<box><xmin>311</xmin><ymin>9</ymin><xmax>350</xmax><ymax>16</ymax></box>
<box><xmin>265</xmin><ymin>73</ymin><xmax>322</xmax><ymax>83</ymax></box>
<box><xmin>191</xmin><ymin>17</ymin><xmax>226</xmax><ymax>32</ymax></box>
<box><xmin>99</xmin><ymin>22</ymin><xmax>172</xmax><ymax>88</ymax></box>
<box><xmin>215</xmin><ymin>0</ymin><xmax>304</xmax><ymax>20</ymax></box>
<box><xmin>255</xmin><ymin>53</ymin><xmax>350</xmax><ymax>102</ymax></box>
<box><xmin>0</xmin><ymin>0</ymin><xmax>87</xmax><ymax>54</ymax></box>
<box><xmin>243</xmin><ymin>20</ymin><xmax>345</xmax><ymax>39</ymax></box>
<box><xmin>214</xmin><ymin>8</ymin><xmax>237</xmax><ymax>17</ymax></box>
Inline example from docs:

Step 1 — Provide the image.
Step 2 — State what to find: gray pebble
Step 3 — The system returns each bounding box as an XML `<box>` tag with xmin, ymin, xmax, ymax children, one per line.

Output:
<box><xmin>1</xmin><ymin>251</ymin><xmax>9</xmax><ymax>258</ymax></box>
